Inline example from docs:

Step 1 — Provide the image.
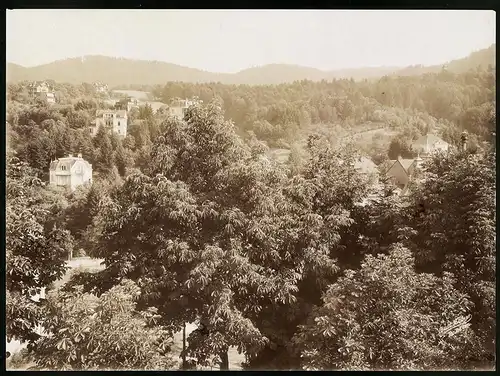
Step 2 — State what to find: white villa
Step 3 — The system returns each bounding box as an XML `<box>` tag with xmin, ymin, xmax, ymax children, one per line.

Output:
<box><xmin>28</xmin><ymin>81</ymin><xmax>56</xmax><ymax>104</ymax></box>
<box><xmin>49</xmin><ymin>154</ymin><xmax>93</xmax><ymax>191</ymax></box>
<box><xmin>411</xmin><ymin>134</ymin><xmax>449</xmax><ymax>155</ymax></box>
<box><xmin>91</xmin><ymin>110</ymin><xmax>128</xmax><ymax>138</ymax></box>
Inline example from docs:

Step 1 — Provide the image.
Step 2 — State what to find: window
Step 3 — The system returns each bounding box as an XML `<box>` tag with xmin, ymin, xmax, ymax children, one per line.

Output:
<box><xmin>61</xmin><ymin>165</ymin><xmax>67</xmax><ymax>171</ymax></box>
<box><xmin>118</xmin><ymin>121</ymin><xmax>120</xmax><ymax>126</ymax></box>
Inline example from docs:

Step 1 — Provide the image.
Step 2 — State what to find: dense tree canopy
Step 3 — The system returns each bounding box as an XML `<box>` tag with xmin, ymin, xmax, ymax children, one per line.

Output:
<box><xmin>5</xmin><ymin>65</ymin><xmax>496</xmax><ymax>371</ymax></box>
<box><xmin>7</xmin><ymin>67</ymin><xmax>495</xmax><ymax>178</ymax></box>
<box><xmin>31</xmin><ymin>279</ymin><xmax>175</xmax><ymax>370</ymax></box>
<box><xmin>404</xmin><ymin>148</ymin><xmax>496</xmax><ymax>364</ymax></box>
<box><xmin>294</xmin><ymin>245</ymin><xmax>477</xmax><ymax>370</ymax></box>
<box><xmin>6</xmin><ymin>154</ymin><xmax>71</xmax><ymax>344</ymax></box>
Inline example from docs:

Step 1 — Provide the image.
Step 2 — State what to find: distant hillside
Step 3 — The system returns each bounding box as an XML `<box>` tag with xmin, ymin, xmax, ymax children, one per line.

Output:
<box><xmin>393</xmin><ymin>44</ymin><xmax>496</xmax><ymax>76</ymax></box>
<box><xmin>230</xmin><ymin>64</ymin><xmax>327</xmax><ymax>85</ymax></box>
<box><xmin>232</xmin><ymin>64</ymin><xmax>402</xmax><ymax>85</ymax></box>
<box><xmin>6</xmin><ymin>45</ymin><xmax>495</xmax><ymax>86</ymax></box>
<box><xmin>6</xmin><ymin>56</ymin><xmax>230</xmax><ymax>86</ymax></box>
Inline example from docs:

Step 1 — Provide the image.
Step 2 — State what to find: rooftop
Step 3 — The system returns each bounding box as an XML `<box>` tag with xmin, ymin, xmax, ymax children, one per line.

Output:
<box><xmin>49</xmin><ymin>154</ymin><xmax>91</xmax><ymax>171</ymax></box>
<box><xmin>412</xmin><ymin>134</ymin><xmax>448</xmax><ymax>147</ymax></box>
<box><xmin>354</xmin><ymin>156</ymin><xmax>378</xmax><ymax>174</ymax></box>
<box><xmin>398</xmin><ymin>158</ymin><xmax>415</xmax><ymax>171</ymax></box>
<box><xmin>96</xmin><ymin>109</ymin><xmax>127</xmax><ymax>117</ymax></box>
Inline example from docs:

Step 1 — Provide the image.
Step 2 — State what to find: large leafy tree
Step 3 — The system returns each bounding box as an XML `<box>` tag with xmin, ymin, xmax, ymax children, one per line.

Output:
<box><xmin>30</xmin><ymin>279</ymin><xmax>175</xmax><ymax>370</ymax></box>
<box><xmin>294</xmin><ymin>244</ymin><xmax>478</xmax><ymax>370</ymax></box>
<box><xmin>113</xmin><ymin>142</ymin><xmax>128</xmax><ymax>176</ymax></box>
<box><xmin>405</xmin><ymin>148</ymin><xmax>496</xmax><ymax>365</ymax></box>
<box><xmin>78</xmin><ymin>102</ymin><xmax>373</xmax><ymax>370</ymax></box>
<box><xmin>387</xmin><ymin>135</ymin><xmax>415</xmax><ymax>160</ymax></box>
<box><xmin>6</xmin><ymin>154</ymin><xmax>71</xmax><ymax>344</ymax></box>
<box><xmin>79</xmin><ymin>102</ymin><xmax>277</xmax><ymax>368</ymax></box>
<box><xmin>242</xmin><ymin>137</ymin><xmax>372</xmax><ymax>369</ymax></box>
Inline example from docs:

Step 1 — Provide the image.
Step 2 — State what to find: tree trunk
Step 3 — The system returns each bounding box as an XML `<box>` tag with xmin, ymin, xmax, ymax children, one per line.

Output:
<box><xmin>181</xmin><ymin>322</ymin><xmax>187</xmax><ymax>369</ymax></box>
<box><xmin>220</xmin><ymin>348</ymin><xmax>229</xmax><ymax>370</ymax></box>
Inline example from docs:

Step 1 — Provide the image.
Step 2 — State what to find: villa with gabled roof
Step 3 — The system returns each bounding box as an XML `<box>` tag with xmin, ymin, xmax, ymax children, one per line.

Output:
<box><xmin>169</xmin><ymin>98</ymin><xmax>201</xmax><ymax>120</ymax></box>
<box><xmin>49</xmin><ymin>154</ymin><xmax>93</xmax><ymax>191</ymax></box>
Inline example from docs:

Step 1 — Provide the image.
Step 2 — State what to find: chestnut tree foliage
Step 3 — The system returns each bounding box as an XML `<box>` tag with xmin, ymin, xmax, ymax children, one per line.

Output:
<box><xmin>65</xmin><ymin>101</ymin><xmax>495</xmax><ymax>370</ymax></box>
<box><xmin>74</xmin><ymin>102</ymin><xmax>369</xmax><ymax>369</ymax></box>
<box><xmin>6</xmin><ymin>154</ymin><xmax>71</xmax><ymax>344</ymax></box>
<box><xmin>31</xmin><ymin>279</ymin><xmax>175</xmax><ymax>370</ymax></box>
<box><xmin>294</xmin><ymin>245</ymin><xmax>477</xmax><ymax>370</ymax></box>
<box><xmin>404</xmin><ymin>147</ymin><xmax>496</xmax><ymax>364</ymax></box>
<box><xmin>6</xmin><ymin>67</ymin><xmax>496</xmax><ymax>370</ymax></box>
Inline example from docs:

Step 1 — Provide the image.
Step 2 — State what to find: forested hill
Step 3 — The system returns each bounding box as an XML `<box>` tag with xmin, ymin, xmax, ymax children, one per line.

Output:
<box><xmin>394</xmin><ymin>44</ymin><xmax>496</xmax><ymax>76</ymax></box>
<box><xmin>7</xmin><ymin>44</ymin><xmax>495</xmax><ymax>86</ymax></box>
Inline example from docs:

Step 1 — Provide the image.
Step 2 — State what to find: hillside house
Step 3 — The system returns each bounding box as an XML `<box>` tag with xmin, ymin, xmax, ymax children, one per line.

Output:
<box><xmin>385</xmin><ymin>156</ymin><xmax>424</xmax><ymax>190</ymax></box>
<box><xmin>28</xmin><ymin>81</ymin><xmax>56</xmax><ymax>104</ymax></box>
<box><xmin>169</xmin><ymin>98</ymin><xmax>199</xmax><ymax>120</ymax></box>
<box><xmin>93</xmin><ymin>82</ymin><xmax>109</xmax><ymax>93</ymax></box>
<box><xmin>112</xmin><ymin>96</ymin><xmax>139</xmax><ymax>112</ymax></box>
<box><xmin>126</xmin><ymin>98</ymin><xmax>140</xmax><ymax>112</ymax></box>
<box><xmin>91</xmin><ymin>110</ymin><xmax>128</xmax><ymax>137</ymax></box>
<box><xmin>412</xmin><ymin>134</ymin><xmax>449</xmax><ymax>155</ymax></box>
<box><xmin>49</xmin><ymin>154</ymin><xmax>93</xmax><ymax>191</ymax></box>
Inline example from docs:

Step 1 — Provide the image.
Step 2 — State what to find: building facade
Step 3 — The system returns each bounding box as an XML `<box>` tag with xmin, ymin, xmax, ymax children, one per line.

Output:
<box><xmin>29</xmin><ymin>81</ymin><xmax>56</xmax><ymax>104</ymax></box>
<box><xmin>412</xmin><ymin>134</ymin><xmax>449</xmax><ymax>155</ymax></box>
<box><xmin>385</xmin><ymin>156</ymin><xmax>425</xmax><ymax>193</ymax></box>
<box><xmin>169</xmin><ymin>98</ymin><xmax>199</xmax><ymax>120</ymax></box>
<box><xmin>93</xmin><ymin>82</ymin><xmax>109</xmax><ymax>93</ymax></box>
<box><xmin>49</xmin><ymin>154</ymin><xmax>93</xmax><ymax>191</ymax></box>
<box><xmin>385</xmin><ymin>158</ymin><xmax>418</xmax><ymax>188</ymax></box>
<box><xmin>126</xmin><ymin>98</ymin><xmax>140</xmax><ymax>112</ymax></box>
<box><xmin>91</xmin><ymin>110</ymin><xmax>128</xmax><ymax>137</ymax></box>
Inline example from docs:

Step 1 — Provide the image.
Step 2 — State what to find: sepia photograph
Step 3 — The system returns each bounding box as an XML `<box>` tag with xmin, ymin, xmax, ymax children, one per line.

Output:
<box><xmin>5</xmin><ymin>9</ymin><xmax>496</xmax><ymax>371</ymax></box>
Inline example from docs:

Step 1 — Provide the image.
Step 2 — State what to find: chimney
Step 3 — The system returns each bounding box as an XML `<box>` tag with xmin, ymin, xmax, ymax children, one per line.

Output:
<box><xmin>461</xmin><ymin>131</ymin><xmax>468</xmax><ymax>152</ymax></box>
<box><xmin>77</xmin><ymin>153</ymin><xmax>82</xmax><ymax>158</ymax></box>
<box><xmin>68</xmin><ymin>154</ymin><xmax>73</xmax><ymax>158</ymax></box>
<box><xmin>397</xmin><ymin>155</ymin><xmax>402</xmax><ymax>161</ymax></box>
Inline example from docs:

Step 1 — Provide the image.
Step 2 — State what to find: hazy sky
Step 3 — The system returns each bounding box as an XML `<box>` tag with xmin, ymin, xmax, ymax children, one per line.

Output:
<box><xmin>6</xmin><ymin>9</ymin><xmax>496</xmax><ymax>73</ymax></box>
